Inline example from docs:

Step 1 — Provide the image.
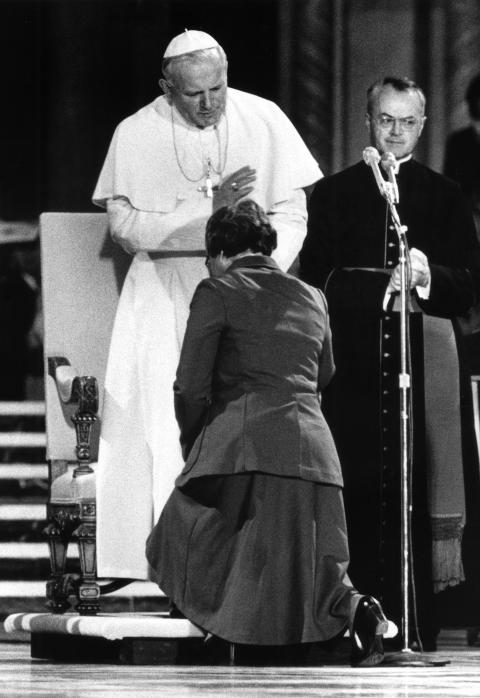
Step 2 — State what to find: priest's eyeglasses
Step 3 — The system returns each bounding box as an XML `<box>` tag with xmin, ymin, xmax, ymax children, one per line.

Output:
<box><xmin>376</xmin><ymin>115</ymin><xmax>420</xmax><ymax>131</ymax></box>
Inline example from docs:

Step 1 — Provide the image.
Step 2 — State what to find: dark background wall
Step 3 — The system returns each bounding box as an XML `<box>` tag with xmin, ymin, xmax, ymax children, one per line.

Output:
<box><xmin>0</xmin><ymin>0</ymin><xmax>479</xmax><ymax>220</ymax></box>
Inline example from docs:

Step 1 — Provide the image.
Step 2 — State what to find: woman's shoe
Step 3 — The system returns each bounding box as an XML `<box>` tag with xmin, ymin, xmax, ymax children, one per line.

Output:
<box><xmin>350</xmin><ymin>595</ymin><xmax>388</xmax><ymax>667</ymax></box>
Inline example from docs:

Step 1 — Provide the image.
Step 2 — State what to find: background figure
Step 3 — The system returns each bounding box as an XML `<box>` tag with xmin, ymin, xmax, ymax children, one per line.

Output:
<box><xmin>147</xmin><ymin>199</ymin><xmax>388</xmax><ymax>667</ymax></box>
<box><xmin>444</xmin><ymin>73</ymin><xmax>480</xmax><ymax>238</ymax></box>
<box><xmin>92</xmin><ymin>30</ymin><xmax>321</xmax><ymax>580</ymax></box>
<box><xmin>0</xmin><ymin>221</ymin><xmax>40</xmax><ymax>402</ymax></box>
<box><xmin>300</xmin><ymin>76</ymin><xmax>480</xmax><ymax>650</ymax></box>
<box><xmin>444</xmin><ymin>73</ymin><xmax>480</xmax><ymax>372</ymax></box>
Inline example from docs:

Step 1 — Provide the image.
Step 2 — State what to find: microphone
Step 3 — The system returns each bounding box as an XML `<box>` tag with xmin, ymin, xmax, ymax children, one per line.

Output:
<box><xmin>381</xmin><ymin>151</ymin><xmax>399</xmax><ymax>203</ymax></box>
<box><xmin>363</xmin><ymin>146</ymin><xmax>386</xmax><ymax>198</ymax></box>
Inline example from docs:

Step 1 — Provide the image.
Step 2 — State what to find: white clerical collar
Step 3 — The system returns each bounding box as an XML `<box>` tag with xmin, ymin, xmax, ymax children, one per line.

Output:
<box><xmin>394</xmin><ymin>154</ymin><xmax>412</xmax><ymax>173</ymax></box>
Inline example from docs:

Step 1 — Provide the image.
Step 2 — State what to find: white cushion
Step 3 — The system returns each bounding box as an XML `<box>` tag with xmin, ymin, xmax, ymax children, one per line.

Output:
<box><xmin>50</xmin><ymin>463</ymin><xmax>97</xmax><ymax>504</ymax></box>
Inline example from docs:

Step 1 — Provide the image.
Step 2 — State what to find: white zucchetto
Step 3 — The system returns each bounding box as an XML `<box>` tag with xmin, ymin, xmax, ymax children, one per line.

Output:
<box><xmin>163</xmin><ymin>29</ymin><xmax>220</xmax><ymax>58</ymax></box>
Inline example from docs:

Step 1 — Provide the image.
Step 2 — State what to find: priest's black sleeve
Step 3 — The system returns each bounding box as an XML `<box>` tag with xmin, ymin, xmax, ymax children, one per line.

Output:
<box><xmin>416</xmin><ymin>182</ymin><xmax>480</xmax><ymax>318</ymax></box>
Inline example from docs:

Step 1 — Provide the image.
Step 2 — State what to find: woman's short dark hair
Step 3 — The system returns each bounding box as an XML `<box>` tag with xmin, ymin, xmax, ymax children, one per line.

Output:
<box><xmin>205</xmin><ymin>199</ymin><xmax>277</xmax><ymax>258</ymax></box>
<box><xmin>466</xmin><ymin>74</ymin><xmax>480</xmax><ymax>120</ymax></box>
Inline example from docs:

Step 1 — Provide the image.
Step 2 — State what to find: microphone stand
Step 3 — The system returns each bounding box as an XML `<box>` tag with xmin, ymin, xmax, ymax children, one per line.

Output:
<box><xmin>380</xmin><ymin>183</ymin><xmax>449</xmax><ymax>668</ymax></box>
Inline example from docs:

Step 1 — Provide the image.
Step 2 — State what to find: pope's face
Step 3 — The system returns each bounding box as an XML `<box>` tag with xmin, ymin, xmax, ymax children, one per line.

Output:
<box><xmin>366</xmin><ymin>85</ymin><xmax>426</xmax><ymax>159</ymax></box>
<box><xmin>165</xmin><ymin>58</ymin><xmax>227</xmax><ymax>129</ymax></box>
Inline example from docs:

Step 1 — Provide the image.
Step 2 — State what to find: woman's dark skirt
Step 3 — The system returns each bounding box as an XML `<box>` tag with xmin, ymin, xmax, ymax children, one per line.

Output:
<box><xmin>146</xmin><ymin>472</ymin><xmax>353</xmax><ymax>646</ymax></box>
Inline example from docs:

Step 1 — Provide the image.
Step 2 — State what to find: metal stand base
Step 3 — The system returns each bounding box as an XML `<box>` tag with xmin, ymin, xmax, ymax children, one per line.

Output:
<box><xmin>383</xmin><ymin>648</ymin><xmax>450</xmax><ymax>667</ymax></box>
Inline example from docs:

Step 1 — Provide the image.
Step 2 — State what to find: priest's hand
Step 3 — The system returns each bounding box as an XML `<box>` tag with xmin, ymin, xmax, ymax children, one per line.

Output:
<box><xmin>387</xmin><ymin>247</ymin><xmax>431</xmax><ymax>293</ymax></box>
<box><xmin>213</xmin><ymin>166</ymin><xmax>256</xmax><ymax>210</ymax></box>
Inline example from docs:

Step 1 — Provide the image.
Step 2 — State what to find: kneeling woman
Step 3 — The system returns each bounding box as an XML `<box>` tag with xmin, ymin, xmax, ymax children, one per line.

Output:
<box><xmin>146</xmin><ymin>199</ymin><xmax>387</xmax><ymax>666</ymax></box>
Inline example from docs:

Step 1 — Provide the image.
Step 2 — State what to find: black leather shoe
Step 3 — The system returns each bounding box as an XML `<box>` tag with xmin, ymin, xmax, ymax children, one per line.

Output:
<box><xmin>350</xmin><ymin>595</ymin><xmax>388</xmax><ymax>667</ymax></box>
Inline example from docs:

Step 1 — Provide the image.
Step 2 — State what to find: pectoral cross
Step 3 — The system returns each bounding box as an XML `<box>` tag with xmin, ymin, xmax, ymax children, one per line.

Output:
<box><xmin>197</xmin><ymin>158</ymin><xmax>213</xmax><ymax>198</ymax></box>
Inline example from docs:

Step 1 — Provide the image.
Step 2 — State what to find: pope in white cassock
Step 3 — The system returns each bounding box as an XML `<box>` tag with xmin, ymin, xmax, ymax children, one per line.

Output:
<box><xmin>92</xmin><ymin>29</ymin><xmax>322</xmax><ymax>579</ymax></box>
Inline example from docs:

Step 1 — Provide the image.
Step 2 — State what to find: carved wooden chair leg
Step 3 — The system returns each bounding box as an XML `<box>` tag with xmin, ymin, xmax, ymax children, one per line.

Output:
<box><xmin>70</xmin><ymin>375</ymin><xmax>100</xmax><ymax>615</ymax></box>
<box><xmin>48</xmin><ymin>359</ymin><xmax>103</xmax><ymax>615</ymax></box>
<box><xmin>73</xmin><ymin>498</ymin><xmax>100</xmax><ymax>615</ymax></box>
<box><xmin>44</xmin><ymin>505</ymin><xmax>77</xmax><ymax>613</ymax></box>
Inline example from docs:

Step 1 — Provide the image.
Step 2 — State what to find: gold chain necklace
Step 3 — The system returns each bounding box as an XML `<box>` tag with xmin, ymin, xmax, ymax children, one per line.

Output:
<box><xmin>171</xmin><ymin>107</ymin><xmax>229</xmax><ymax>197</ymax></box>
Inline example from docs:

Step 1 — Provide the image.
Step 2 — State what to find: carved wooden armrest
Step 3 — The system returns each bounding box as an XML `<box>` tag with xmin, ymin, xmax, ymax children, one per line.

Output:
<box><xmin>48</xmin><ymin>356</ymin><xmax>99</xmax><ymax>477</ymax></box>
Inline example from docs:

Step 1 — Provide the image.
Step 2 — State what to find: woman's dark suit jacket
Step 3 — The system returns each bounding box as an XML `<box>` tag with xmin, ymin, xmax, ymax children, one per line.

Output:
<box><xmin>173</xmin><ymin>254</ymin><xmax>342</xmax><ymax>489</ymax></box>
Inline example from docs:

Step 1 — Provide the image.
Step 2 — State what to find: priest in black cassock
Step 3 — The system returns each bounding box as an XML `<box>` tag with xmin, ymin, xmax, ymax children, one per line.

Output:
<box><xmin>299</xmin><ymin>76</ymin><xmax>480</xmax><ymax>651</ymax></box>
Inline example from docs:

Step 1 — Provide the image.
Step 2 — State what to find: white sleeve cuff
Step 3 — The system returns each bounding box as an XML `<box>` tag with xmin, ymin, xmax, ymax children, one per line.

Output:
<box><xmin>383</xmin><ymin>289</ymin><xmax>392</xmax><ymax>311</ymax></box>
<box><xmin>268</xmin><ymin>189</ymin><xmax>307</xmax><ymax>272</ymax></box>
<box><xmin>416</xmin><ymin>275</ymin><xmax>431</xmax><ymax>299</ymax></box>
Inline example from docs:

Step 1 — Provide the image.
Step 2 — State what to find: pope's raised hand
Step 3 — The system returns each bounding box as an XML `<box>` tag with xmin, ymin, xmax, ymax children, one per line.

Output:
<box><xmin>213</xmin><ymin>166</ymin><xmax>257</xmax><ymax>210</ymax></box>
